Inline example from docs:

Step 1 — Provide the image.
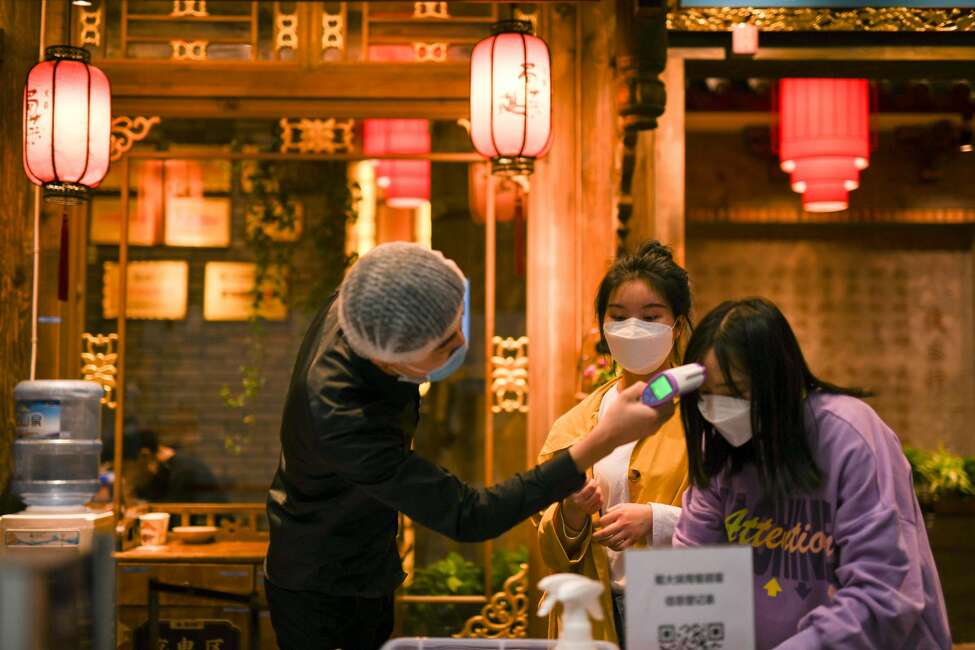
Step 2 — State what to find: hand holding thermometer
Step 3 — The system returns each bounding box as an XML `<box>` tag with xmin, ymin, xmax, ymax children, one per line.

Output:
<box><xmin>641</xmin><ymin>363</ymin><xmax>707</xmax><ymax>407</ymax></box>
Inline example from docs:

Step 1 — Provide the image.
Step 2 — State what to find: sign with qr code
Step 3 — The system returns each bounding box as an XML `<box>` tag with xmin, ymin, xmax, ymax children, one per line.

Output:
<box><xmin>625</xmin><ymin>546</ymin><xmax>755</xmax><ymax>650</ymax></box>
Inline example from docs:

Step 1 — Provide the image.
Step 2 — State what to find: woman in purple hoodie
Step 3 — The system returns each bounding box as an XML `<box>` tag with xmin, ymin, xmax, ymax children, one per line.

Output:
<box><xmin>673</xmin><ymin>297</ymin><xmax>951</xmax><ymax>650</ymax></box>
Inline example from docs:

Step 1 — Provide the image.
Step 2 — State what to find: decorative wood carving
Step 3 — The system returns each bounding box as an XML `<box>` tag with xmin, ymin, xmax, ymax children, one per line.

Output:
<box><xmin>110</xmin><ymin>116</ymin><xmax>161</xmax><ymax>163</ymax></box>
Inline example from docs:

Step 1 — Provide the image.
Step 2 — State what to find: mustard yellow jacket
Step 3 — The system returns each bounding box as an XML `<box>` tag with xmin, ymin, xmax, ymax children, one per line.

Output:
<box><xmin>534</xmin><ymin>379</ymin><xmax>690</xmax><ymax>643</ymax></box>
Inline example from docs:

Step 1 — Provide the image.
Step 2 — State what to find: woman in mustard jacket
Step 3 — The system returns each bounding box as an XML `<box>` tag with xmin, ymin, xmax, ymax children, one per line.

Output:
<box><xmin>535</xmin><ymin>241</ymin><xmax>692</xmax><ymax>648</ymax></box>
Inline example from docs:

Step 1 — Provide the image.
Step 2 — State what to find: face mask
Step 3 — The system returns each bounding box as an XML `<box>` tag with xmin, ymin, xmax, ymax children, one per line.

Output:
<box><xmin>397</xmin><ymin>341</ymin><xmax>468</xmax><ymax>384</ymax></box>
<box><xmin>603</xmin><ymin>318</ymin><xmax>674</xmax><ymax>375</ymax></box>
<box><xmin>698</xmin><ymin>395</ymin><xmax>753</xmax><ymax>447</ymax></box>
<box><xmin>398</xmin><ymin>278</ymin><xmax>471</xmax><ymax>385</ymax></box>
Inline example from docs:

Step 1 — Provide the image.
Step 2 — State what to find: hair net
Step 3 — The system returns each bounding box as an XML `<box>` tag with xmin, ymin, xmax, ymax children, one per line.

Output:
<box><xmin>337</xmin><ymin>242</ymin><xmax>466</xmax><ymax>363</ymax></box>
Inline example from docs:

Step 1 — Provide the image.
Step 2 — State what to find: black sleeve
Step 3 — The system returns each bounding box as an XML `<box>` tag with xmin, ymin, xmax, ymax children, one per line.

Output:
<box><xmin>317</xmin><ymin>421</ymin><xmax>585</xmax><ymax>542</ymax></box>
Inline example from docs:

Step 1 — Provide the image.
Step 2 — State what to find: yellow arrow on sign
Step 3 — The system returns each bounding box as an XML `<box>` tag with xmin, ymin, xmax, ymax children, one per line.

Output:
<box><xmin>764</xmin><ymin>578</ymin><xmax>783</xmax><ymax>598</ymax></box>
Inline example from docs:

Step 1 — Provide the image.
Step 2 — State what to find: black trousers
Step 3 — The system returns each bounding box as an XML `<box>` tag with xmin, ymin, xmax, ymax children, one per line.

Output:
<box><xmin>265</xmin><ymin>578</ymin><xmax>395</xmax><ymax>650</ymax></box>
<box><xmin>612</xmin><ymin>590</ymin><xmax>627</xmax><ymax>650</ymax></box>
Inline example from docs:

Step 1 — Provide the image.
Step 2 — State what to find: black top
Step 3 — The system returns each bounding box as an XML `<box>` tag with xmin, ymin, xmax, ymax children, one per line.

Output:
<box><xmin>265</xmin><ymin>294</ymin><xmax>585</xmax><ymax>596</ymax></box>
<box><xmin>138</xmin><ymin>453</ymin><xmax>227</xmax><ymax>504</ymax></box>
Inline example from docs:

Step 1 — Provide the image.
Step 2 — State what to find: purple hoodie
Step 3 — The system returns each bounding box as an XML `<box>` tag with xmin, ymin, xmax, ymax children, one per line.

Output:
<box><xmin>673</xmin><ymin>393</ymin><xmax>951</xmax><ymax>650</ymax></box>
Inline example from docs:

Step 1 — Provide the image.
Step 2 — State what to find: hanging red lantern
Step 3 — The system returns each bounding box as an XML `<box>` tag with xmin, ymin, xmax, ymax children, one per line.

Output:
<box><xmin>363</xmin><ymin>119</ymin><xmax>431</xmax><ymax>207</ymax></box>
<box><xmin>23</xmin><ymin>46</ymin><xmax>111</xmax><ymax>204</ymax></box>
<box><xmin>384</xmin><ymin>159</ymin><xmax>431</xmax><ymax>208</ymax></box>
<box><xmin>470</xmin><ymin>20</ymin><xmax>552</xmax><ymax>176</ymax></box>
<box><xmin>779</xmin><ymin>78</ymin><xmax>869</xmax><ymax>213</ymax></box>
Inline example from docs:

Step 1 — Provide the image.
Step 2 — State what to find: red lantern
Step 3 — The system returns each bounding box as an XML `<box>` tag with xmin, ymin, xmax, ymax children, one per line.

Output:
<box><xmin>384</xmin><ymin>160</ymin><xmax>431</xmax><ymax>208</ymax></box>
<box><xmin>470</xmin><ymin>20</ymin><xmax>552</xmax><ymax>176</ymax></box>
<box><xmin>363</xmin><ymin>119</ymin><xmax>431</xmax><ymax>208</ymax></box>
<box><xmin>468</xmin><ymin>163</ymin><xmax>520</xmax><ymax>224</ymax></box>
<box><xmin>23</xmin><ymin>46</ymin><xmax>111</xmax><ymax>204</ymax></box>
<box><xmin>779</xmin><ymin>78</ymin><xmax>869</xmax><ymax>213</ymax></box>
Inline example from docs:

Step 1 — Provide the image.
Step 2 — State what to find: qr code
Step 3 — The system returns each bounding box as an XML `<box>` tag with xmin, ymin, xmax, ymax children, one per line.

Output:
<box><xmin>658</xmin><ymin>622</ymin><xmax>725</xmax><ymax>650</ymax></box>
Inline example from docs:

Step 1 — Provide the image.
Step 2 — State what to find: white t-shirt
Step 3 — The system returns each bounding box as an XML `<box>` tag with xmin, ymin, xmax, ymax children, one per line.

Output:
<box><xmin>592</xmin><ymin>384</ymin><xmax>681</xmax><ymax>593</ymax></box>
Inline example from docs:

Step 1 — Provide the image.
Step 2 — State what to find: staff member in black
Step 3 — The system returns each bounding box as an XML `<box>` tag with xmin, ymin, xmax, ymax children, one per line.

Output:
<box><xmin>265</xmin><ymin>242</ymin><xmax>673</xmax><ymax>649</ymax></box>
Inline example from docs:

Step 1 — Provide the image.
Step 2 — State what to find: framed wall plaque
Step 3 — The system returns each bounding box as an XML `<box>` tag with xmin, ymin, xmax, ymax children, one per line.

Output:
<box><xmin>203</xmin><ymin>262</ymin><xmax>288</xmax><ymax>321</ymax></box>
<box><xmin>164</xmin><ymin>197</ymin><xmax>232</xmax><ymax>248</ymax></box>
<box><xmin>102</xmin><ymin>261</ymin><xmax>189</xmax><ymax>320</ymax></box>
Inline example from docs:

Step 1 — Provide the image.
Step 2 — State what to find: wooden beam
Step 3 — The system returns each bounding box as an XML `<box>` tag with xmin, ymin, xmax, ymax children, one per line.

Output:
<box><xmin>686</xmin><ymin>57</ymin><xmax>975</xmax><ymax>80</ymax></box>
<box><xmin>112</xmin><ymin>96</ymin><xmax>469</xmax><ymax>120</ymax></box>
<box><xmin>669</xmin><ymin>30</ymin><xmax>975</xmax><ymax>49</ymax></box>
<box><xmin>100</xmin><ymin>61</ymin><xmax>470</xmax><ymax>101</ymax></box>
<box><xmin>686</xmin><ymin>112</ymin><xmax>972</xmax><ymax>132</ymax></box>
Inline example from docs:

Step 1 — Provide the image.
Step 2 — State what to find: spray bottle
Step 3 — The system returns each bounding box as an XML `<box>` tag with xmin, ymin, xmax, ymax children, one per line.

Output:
<box><xmin>537</xmin><ymin>573</ymin><xmax>605</xmax><ymax>650</ymax></box>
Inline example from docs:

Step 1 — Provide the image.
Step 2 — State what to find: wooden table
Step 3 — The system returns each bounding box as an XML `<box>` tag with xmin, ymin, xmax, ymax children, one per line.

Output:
<box><xmin>114</xmin><ymin>540</ymin><xmax>268</xmax><ymax>564</ymax></box>
<box><xmin>114</xmin><ymin>505</ymin><xmax>274</xmax><ymax>650</ymax></box>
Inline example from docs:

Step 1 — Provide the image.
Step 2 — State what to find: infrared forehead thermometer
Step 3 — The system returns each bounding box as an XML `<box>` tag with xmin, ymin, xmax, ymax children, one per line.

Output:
<box><xmin>641</xmin><ymin>363</ymin><xmax>707</xmax><ymax>407</ymax></box>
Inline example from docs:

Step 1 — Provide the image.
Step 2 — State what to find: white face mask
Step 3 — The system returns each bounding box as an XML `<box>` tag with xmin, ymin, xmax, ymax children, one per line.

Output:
<box><xmin>603</xmin><ymin>318</ymin><xmax>674</xmax><ymax>375</ymax></box>
<box><xmin>698</xmin><ymin>395</ymin><xmax>753</xmax><ymax>447</ymax></box>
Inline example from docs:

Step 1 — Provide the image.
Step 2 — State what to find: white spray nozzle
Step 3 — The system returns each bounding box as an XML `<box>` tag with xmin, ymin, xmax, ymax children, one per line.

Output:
<box><xmin>538</xmin><ymin>574</ymin><xmax>604</xmax><ymax>649</ymax></box>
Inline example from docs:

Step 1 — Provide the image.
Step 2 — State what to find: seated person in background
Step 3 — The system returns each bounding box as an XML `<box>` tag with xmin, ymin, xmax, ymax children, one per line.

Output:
<box><xmin>103</xmin><ymin>429</ymin><xmax>226</xmax><ymax>503</ymax></box>
<box><xmin>674</xmin><ymin>297</ymin><xmax>951</xmax><ymax>650</ymax></box>
<box><xmin>0</xmin><ymin>485</ymin><xmax>25</xmax><ymax>516</ymax></box>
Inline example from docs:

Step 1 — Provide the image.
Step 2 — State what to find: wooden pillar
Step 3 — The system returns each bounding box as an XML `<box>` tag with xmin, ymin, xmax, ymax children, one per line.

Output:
<box><xmin>969</xmin><ymin>234</ymin><xmax>975</xmax><ymax>454</ymax></box>
<box><xmin>375</xmin><ymin>205</ymin><xmax>415</xmax><ymax>244</ymax></box>
<box><xmin>526</xmin><ymin>2</ymin><xmax>616</xmax><ymax>634</ymax></box>
<box><xmin>527</xmin><ymin>3</ymin><xmax>616</xmax><ymax>464</ymax></box>
<box><xmin>0</xmin><ymin>0</ymin><xmax>42</xmax><ymax>494</ymax></box>
<box><xmin>628</xmin><ymin>53</ymin><xmax>686</xmax><ymax>264</ymax></box>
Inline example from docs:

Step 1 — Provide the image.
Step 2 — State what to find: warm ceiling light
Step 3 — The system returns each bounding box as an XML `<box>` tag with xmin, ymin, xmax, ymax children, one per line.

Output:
<box><xmin>960</xmin><ymin>119</ymin><xmax>973</xmax><ymax>153</ymax></box>
<box><xmin>362</xmin><ymin>119</ymin><xmax>431</xmax><ymax>208</ymax></box>
<box><xmin>23</xmin><ymin>45</ymin><xmax>111</xmax><ymax>204</ymax></box>
<box><xmin>779</xmin><ymin>78</ymin><xmax>870</xmax><ymax>213</ymax></box>
<box><xmin>732</xmin><ymin>24</ymin><xmax>759</xmax><ymax>56</ymax></box>
<box><xmin>469</xmin><ymin>20</ymin><xmax>552</xmax><ymax>176</ymax></box>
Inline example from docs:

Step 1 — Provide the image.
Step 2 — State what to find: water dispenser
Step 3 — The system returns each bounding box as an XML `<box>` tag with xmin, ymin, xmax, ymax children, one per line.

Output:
<box><xmin>1</xmin><ymin>380</ymin><xmax>113</xmax><ymax>554</ymax></box>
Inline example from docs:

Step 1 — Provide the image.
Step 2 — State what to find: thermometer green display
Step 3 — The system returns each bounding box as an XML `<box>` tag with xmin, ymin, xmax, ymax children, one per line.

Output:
<box><xmin>640</xmin><ymin>363</ymin><xmax>708</xmax><ymax>407</ymax></box>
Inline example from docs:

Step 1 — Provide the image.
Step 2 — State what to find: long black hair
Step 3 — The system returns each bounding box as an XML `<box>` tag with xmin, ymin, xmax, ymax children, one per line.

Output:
<box><xmin>681</xmin><ymin>298</ymin><xmax>869</xmax><ymax>498</ymax></box>
<box><xmin>594</xmin><ymin>240</ymin><xmax>692</xmax><ymax>364</ymax></box>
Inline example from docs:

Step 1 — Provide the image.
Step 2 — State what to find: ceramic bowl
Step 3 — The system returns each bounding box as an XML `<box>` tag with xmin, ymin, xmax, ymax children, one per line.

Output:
<box><xmin>171</xmin><ymin>525</ymin><xmax>218</xmax><ymax>544</ymax></box>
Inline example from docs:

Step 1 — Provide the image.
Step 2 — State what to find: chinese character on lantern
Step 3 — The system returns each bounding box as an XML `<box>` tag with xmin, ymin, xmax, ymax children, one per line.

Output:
<box><xmin>469</xmin><ymin>20</ymin><xmax>552</xmax><ymax>175</ymax></box>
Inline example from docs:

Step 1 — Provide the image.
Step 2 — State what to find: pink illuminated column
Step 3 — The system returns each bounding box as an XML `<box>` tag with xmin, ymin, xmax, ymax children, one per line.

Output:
<box><xmin>779</xmin><ymin>78</ymin><xmax>870</xmax><ymax>213</ymax></box>
<box><xmin>470</xmin><ymin>20</ymin><xmax>552</xmax><ymax>176</ymax></box>
<box><xmin>23</xmin><ymin>46</ymin><xmax>111</xmax><ymax>204</ymax></box>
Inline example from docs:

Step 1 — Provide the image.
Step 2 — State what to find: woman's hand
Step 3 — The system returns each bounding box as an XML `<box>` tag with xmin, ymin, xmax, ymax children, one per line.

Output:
<box><xmin>592</xmin><ymin>503</ymin><xmax>653</xmax><ymax>551</ymax></box>
<box><xmin>562</xmin><ymin>478</ymin><xmax>603</xmax><ymax>533</ymax></box>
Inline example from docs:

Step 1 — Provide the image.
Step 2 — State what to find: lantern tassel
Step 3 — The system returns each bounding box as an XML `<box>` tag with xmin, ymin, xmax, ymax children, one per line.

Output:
<box><xmin>58</xmin><ymin>210</ymin><xmax>69</xmax><ymax>302</ymax></box>
<box><xmin>514</xmin><ymin>194</ymin><xmax>525</xmax><ymax>278</ymax></box>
